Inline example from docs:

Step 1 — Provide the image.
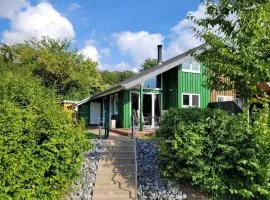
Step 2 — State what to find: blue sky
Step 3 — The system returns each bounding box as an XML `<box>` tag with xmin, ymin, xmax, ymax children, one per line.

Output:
<box><xmin>0</xmin><ymin>0</ymin><xmax>204</xmax><ymax>71</ymax></box>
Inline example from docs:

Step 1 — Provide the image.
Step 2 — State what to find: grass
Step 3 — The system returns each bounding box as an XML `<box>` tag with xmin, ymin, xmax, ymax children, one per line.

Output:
<box><xmin>138</xmin><ymin>134</ymin><xmax>159</xmax><ymax>141</ymax></box>
<box><xmin>85</xmin><ymin>131</ymin><xmax>98</xmax><ymax>139</ymax></box>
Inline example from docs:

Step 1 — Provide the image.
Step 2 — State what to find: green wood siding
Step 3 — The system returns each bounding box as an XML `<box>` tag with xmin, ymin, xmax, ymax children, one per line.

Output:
<box><xmin>118</xmin><ymin>90</ymin><xmax>130</xmax><ymax>128</ymax></box>
<box><xmin>162</xmin><ymin>67</ymin><xmax>178</xmax><ymax>109</ymax></box>
<box><xmin>178</xmin><ymin>65</ymin><xmax>210</xmax><ymax>108</ymax></box>
<box><xmin>78</xmin><ymin>102</ymin><xmax>90</xmax><ymax>125</ymax></box>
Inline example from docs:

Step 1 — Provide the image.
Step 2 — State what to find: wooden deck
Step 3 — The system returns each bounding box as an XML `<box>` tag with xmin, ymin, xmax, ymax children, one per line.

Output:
<box><xmin>111</xmin><ymin>128</ymin><xmax>155</xmax><ymax>138</ymax></box>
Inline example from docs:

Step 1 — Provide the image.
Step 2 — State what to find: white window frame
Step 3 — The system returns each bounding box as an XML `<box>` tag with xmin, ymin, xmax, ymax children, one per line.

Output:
<box><xmin>114</xmin><ymin>93</ymin><xmax>118</xmax><ymax>114</ymax></box>
<box><xmin>182</xmin><ymin>93</ymin><xmax>200</xmax><ymax>108</ymax></box>
<box><xmin>217</xmin><ymin>95</ymin><xmax>233</xmax><ymax>102</ymax></box>
<box><xmin>182</xmin><ymin>57</ymin><xmax>200</xmax><ymax>73</ymax></box>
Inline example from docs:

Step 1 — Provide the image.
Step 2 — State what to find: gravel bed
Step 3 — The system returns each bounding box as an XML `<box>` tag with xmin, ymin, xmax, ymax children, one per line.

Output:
<box><xmin>137</xmin><ymin>140</ymin><xmax>185</xmax><ymax>200</ymax></box>
<box><xmin>65</xmin><ymin>139</ymin><xmax>101</xmax><ymax>200</ymax></box>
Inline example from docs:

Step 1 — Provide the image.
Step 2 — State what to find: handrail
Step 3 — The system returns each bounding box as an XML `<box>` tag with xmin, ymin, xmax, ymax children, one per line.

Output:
<box><xmin>132</xmin><ymin>110</ymin><xmax>138</xmax><ymax>200</ymax></box>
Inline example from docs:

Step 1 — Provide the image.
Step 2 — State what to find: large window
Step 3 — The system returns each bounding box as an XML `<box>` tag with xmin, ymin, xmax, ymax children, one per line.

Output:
<box><xmin>182</xmin><ymin>57</ymin><xmax>200</xmax><ymax>73</ymax></box>
<box><xmin>182</xmin><ymin>93</ymin><xmax>200</xmax><ymax>108</ymax></box>
<box><xmin>144</xmin><ymin>75</ymin><xmax>162</xmax><ymax>88</ymax></box>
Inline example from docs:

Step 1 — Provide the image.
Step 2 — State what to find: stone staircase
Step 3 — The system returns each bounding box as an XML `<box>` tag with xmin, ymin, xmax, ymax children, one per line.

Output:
<box><xmin>92</xmin><ymin>139</ymin><xmax>136</xmax><ymax>200</ymax></box>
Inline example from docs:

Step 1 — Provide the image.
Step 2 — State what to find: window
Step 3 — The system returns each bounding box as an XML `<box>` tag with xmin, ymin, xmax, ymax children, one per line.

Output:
<box><xmin>182</xmin><ymin>93</ymin><xmax>200</xmax><ymax>108</ymax></box>
<box><xmin>114</xmin><ymin>93</ymin><xmax>118</xmax><ymax>114</ymax></box>
<box><xmin>217</xmin><ymin>96</ymin><xmax>233</xmax><ymax>102</ymax></box>
<box><xmin>182</xmin><ymin>57</ymin><xmax>200</xmax><ymax>73</ymax></box>
<box><xmin>144</xmin><ymin>75</ymin><xmax>162</xmax><ymax>88</ymax></box>
<box><xmin>110</xmin><ymin>95</ymin><xmax>114</xmax><ymax>114</ymax></box>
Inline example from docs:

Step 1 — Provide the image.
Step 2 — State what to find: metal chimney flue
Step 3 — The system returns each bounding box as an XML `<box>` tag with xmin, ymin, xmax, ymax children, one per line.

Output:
<box><xmin>157</xmin><ymin>45</ymin><xmax>162</xmax><ymax>65</ymax></box>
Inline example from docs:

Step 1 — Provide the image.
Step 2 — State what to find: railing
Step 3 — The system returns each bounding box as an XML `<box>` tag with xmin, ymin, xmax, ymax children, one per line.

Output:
<box><xmin>131</xmin><ymin>110</ymin><xmax>141</xmax><ymax>200</ymax></box>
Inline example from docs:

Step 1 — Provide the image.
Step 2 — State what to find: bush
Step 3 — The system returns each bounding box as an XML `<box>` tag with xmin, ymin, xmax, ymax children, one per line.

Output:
<box><xmin>0</xmin><ymin>71</ymin><xmax>88</xmax><ymax>199</ymax></box>
<box><xmin>158</xmin><ymin>107</ymin><xmax>270</xmax><ymax>199</ymax></box>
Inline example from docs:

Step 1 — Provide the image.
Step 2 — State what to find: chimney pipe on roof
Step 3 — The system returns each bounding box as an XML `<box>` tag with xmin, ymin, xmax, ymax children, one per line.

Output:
<box><xmin>157</xmin><ymin>45</ymin><xmax>162</xmax><ymax>65</ymax></box>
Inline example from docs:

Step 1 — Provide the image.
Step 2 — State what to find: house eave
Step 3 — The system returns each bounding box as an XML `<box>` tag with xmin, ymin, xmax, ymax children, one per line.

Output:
<box><xmin>90</xmin><ymin>85</ymin><xmax>124</xmax><ymax>100</ymax></box>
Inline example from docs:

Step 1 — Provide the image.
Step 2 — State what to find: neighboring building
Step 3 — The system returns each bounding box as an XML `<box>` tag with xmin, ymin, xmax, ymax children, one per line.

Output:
<box><xmin>78</xmin><ymin>44</ymin><xmax>238</xmax><ymax>130</ymax></box>
<box><xmin>61</xmin><ymin>100</ymin><xmax>78</xmax><ymax>119</ymax></box>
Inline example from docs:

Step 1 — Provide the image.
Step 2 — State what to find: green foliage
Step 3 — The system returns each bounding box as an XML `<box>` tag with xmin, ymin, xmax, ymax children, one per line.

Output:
<box><xmin>0</xmin><ymin>37</ymin><xmax>104</xmax><ymax>100</ymax></box>
<box><xmin>190</xmin><ymin>0</ymin><xmax>270</xmax><ymax>98</ymax></box>
<box><xmin>101</xmin><ymin>70</ymin><xmax>135</xmax><ymax>86</ymax></box>
<box><xmin>0</xmin><ymin>68</ymin><xmax>89</xmax><ymax>199</ymax></box>
<box><xmin>139</xmin><ymin>58</ymin><xmax>157</xmax><ymax>73</ymax></box>
<box><xmin>158</xmin><ymin>107</ymin><xmax>270</xmax><ymax>199</ymax></box>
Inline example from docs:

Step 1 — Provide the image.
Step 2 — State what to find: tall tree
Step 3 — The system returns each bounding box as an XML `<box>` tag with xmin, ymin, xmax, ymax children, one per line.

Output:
<box><xmin>101</xmin><ymin>70</ymin><xmax>135</xmax><ymax>86</ymax></box>
<box><xmin>139</xmin><ymin>58</ymin><xmax>157</xmax><ymax>73</ymax></box>
<box><xmin>0</xmin><ymin>37</ymin><xmax>105</xmax><ymax>100</ymax></box>
<box><xmin>190</xmin><ymin>0</ymin><xmax>270</xmax><ymax>99</ymax></box>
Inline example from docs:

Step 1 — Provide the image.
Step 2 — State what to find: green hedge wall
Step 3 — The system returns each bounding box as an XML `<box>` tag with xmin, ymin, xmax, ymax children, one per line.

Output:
<box><xmin>157</xmin><ymin>107</ymin><xmax>270</xmax><ymax>199</ymax></box>
<box><xmin>0</xmin><ymin>72</ymin><xmax>88</xmax><ymax>199</ymax></box>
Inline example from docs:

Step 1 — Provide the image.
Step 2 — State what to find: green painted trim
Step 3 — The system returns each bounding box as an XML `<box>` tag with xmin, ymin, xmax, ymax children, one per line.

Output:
<box><xmin>139</xmin><ymin>85</ymin><xmax>144</xmax><ymax>131</ymax></box>
<box><xmin>123</xmin><ymin>90</ymin><xmax>131</xmax><ymax>128</ymax></box>
<box><xmin>130</xmin><ymin>88</ymin><xmax>163</xmax><ymax>94</ymax></box>
<box><xmin>178</xmin><ymin>64</ymin><xmax>210</xmax><ymax>108</ymax></box>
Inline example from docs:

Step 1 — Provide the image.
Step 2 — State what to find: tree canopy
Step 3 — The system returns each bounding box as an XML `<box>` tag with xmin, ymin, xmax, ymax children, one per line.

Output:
<box><xmin>190</xmin><ymin>0</ymin><xmax>270</xmax><ymax>99</ymax></box>
<box><xmin>0</xmin><ymin>37</ymin><xmax>104</xmax><ymax>100</ymax></box>
<box><xmin>101</xmin><ymin>70</ymin><xmax>135</xmax><ymax>86</ymax></box>
<box><xmin>139</xmin><ymin>58</ymin><xmax>157</xmax><ymax>73</ymax></box>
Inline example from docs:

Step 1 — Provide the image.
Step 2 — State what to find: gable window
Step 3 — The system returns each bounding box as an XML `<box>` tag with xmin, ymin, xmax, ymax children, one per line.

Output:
<box><xmin>182</xmin><ymin>93</ymin><xmax>200</xmax><ymax>108</ymax></box>
<box><xmin>182</xmin><ymin>57</ymin><xmax>200</xmax><ymax>73</ymax></box>
<box><xmin>144</xmin><ymin>75</ymin><xmax>162</xmax><ymax>88</ymax></box>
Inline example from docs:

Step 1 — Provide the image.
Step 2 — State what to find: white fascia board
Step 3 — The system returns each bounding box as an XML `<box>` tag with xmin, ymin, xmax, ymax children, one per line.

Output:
<box><xmin>123</xmin><ymin>56</ymin><xmax>189</xmax><ymax>89</ymax></box>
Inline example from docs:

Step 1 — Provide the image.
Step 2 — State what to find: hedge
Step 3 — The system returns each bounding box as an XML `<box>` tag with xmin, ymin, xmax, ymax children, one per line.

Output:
<box><xmin>0</xmin><ymin>71</ymin><xmax>88</xmax><ymax>199</ymax></box>
<box><xmin>157</xmin><ymin>107</ymin><xmax>270</xmax><ymax>199</ymax></box>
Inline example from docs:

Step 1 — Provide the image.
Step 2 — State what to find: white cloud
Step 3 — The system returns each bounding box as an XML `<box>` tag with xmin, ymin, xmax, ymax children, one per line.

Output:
<box><xmin>111</xmin><ymin>5</ymin><xmax>207</xmax><ymax>67</ymax></box>
<box><xmin>67</xmin><ymin>3</ymin><xmax>81</xmax><ymax>12</ymax></box>
<box><xmin>2</xmin><ymin>2</ymin><xmax>75</xmax><ymax>45</ymax></box>
<box><xmin>100</xmin><ymin>48</ymin><xmax>111</xmax><ymax>57</ymax></box>
<box><xmin>79</xmin><ymin>44</ymin><xmax>100</xmax><ymax>62</ymax></box>
<box><xmin>0</xmin><ymin>0</ymin><xmax>28</xmax><ymax>19</ymax></box>
<box><xmin>164</xmin><ymin>5</ymin><xmax>206</xmax><ymax>59</ymax></box>
<box><xmin>113</xmin><ymin>31</ymin><xmax>163</xmax><ymax>67</ymax></box>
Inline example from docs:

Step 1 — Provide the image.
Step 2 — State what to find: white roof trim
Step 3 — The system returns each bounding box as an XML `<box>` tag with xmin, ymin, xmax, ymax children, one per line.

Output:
<box><xmin>123</xmin><ymin>55</ymin><xmax>190</xmax><ymax>89</ymax></box>
<box><xmin>77</xmin><ymin>97</ymin><xmax>91</xmax><ymax>106</ymax></box>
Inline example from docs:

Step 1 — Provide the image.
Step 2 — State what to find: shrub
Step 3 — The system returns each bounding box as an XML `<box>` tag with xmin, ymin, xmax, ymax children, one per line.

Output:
<box><xmin>158</xmin><ymin>107</ymin><xmax>270</xmax><ymax>199</ymax></box>
<box><xmin>0</xmin><ymin>71</ymin><xmax>88</xmax><ymax>199</ymax></box>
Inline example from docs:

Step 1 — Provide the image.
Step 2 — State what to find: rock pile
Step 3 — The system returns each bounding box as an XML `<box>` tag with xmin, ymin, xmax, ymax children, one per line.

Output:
<box><xmin>65</xmin><ymin>139</ymin><xmax>101</xmax><ymax>200</ymax></box>
<box><xmin>137</xmin><ymin>140</ymin><xmax>184</xmax><ymax>200</ymax></box>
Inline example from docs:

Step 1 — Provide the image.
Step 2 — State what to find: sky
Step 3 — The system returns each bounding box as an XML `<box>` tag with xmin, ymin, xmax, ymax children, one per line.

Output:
<box><xmin>0</xmin><ymin>0</ymin><xmax>205</xmax><ymax>72</ymax></box>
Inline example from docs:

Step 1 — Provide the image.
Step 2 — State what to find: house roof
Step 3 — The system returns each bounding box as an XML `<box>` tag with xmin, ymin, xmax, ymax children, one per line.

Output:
<box><xmin>90</xmin><ymin>44</ymin><xmax>206</xmax><ymax>100</ymax></box>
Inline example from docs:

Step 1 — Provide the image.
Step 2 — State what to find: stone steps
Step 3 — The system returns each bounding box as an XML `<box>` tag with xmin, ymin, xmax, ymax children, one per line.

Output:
<box><xmin>100</xmin><ymin>151</ymin><xmax>134</xmax><ymax>157</ymax></box>
<box><xmin>92</xmin><ymin>139</ymin><xmax>136</xmax><ymax>200</ymax></box>
<box><xmin>101</xmin><ymin>140</ymin><xmax>134</xmax><ymax>146</ymax></box>
<box><xmin>94</xmin><ymin>181</ymin><xmax>135</xmax><ymax>190</ymax></box>
<box><xmin>92</xmin><ymin>190</ymin><xmax>135</xmax><ymax>199</ymax></box>
<box><xmin>95</xmin><ymin>174</ymin><xmax>135</xmax><ymax>183</ymax></box>
<box><xmin>99</xmin><ymin>158</ymin><xmax>135</xmax><ymax>165</ymax></box>
<box><xmin>97</xmin><ymin>167</ymin><xmax>135</xmax><ymax>174</ymax></box>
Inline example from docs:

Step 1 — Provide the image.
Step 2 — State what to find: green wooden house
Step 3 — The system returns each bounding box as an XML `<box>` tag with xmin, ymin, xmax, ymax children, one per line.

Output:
<box><xmin>78</xmin><ymin>44</ymin><xmax>235</xmax><ymax>130</ymax></box>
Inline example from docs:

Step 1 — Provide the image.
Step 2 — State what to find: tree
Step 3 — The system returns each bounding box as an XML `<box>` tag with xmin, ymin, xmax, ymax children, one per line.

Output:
<box><xmin>139</xmin><ymin>58</ymin><xmax>157</xmax><ymax>73</ymax></box>
<box><xmin>190</xmin><ymin>0</ymin><xmax>270</xmax><ymax>100</ymax></box>
<box><xmin>0</xmin><ymin>63</ymin><xmax>88</xmax><ymax>199</ymax></box>
<box><xmin>0</xmin><ymin>37</ymin><xmax>104</xmax><ymax>100</ymax></box>
<box><xmin>101</xmin><ymin>70</ymin><xmax>135</xmax><ymax>86</ymax></box>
